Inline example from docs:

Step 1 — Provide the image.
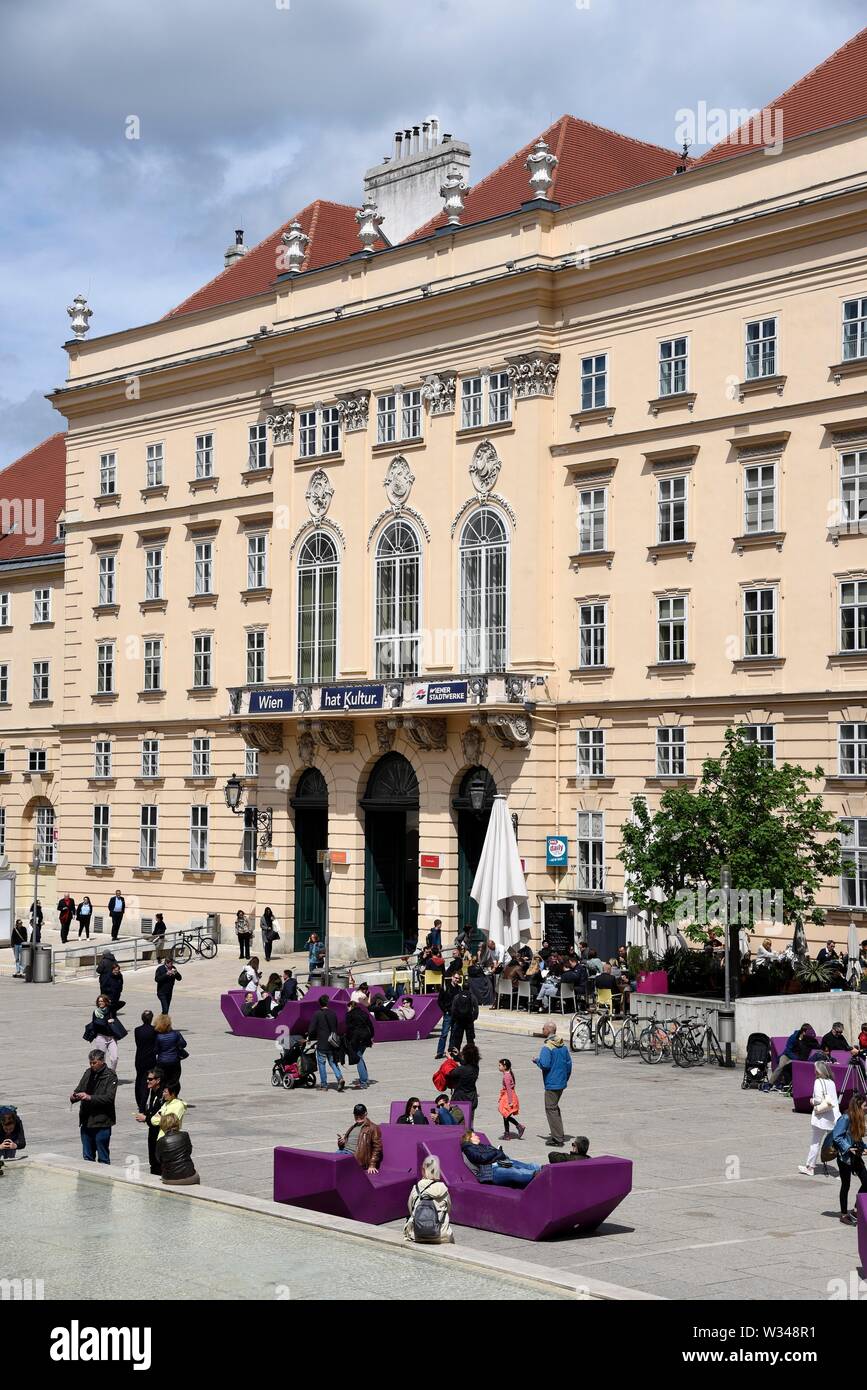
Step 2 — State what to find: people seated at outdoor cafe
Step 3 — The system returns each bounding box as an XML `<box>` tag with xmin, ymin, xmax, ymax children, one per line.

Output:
<box><xmin>418</xmin><ymin>944</ymin><xmax>445</xmax><ymax>977</ymax></box>
<box><xmin>817</xmin><ymin>940</ymin><xmax>842</xmax><ymax>967</ymax></box>
<box><xmin>755</xmin><ymin>938</ymin><xmax>781</xmax><ymax>964</ymax></box>
<box><xmin>460</xmin><ymin>1130</ymin><xmax>541</xmax><ymax>1187</ymax></box>
<box><xmin>397</xmin><ymin>1097</ymin><xmax>429</xmax><ymax>1125</ymax></box>
<box><xmin>585</xmin><ymin>950</ymin><xmax>604</xmax><ymax>976</ymax></box>
<box><xmin>531</xmin><ymin>959</ymin><xmax>563</xmax><ymax>1010</ymax></box>
<box><xmin>548</xmin><ymin>1135</ymin><xmax>591</xmax><ymax>1165</ymax></box>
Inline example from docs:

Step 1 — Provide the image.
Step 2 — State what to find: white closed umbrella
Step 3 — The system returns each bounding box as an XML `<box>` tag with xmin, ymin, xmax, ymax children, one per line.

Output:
<box><xmin>470</xmin><ymin>794</ymin><xmax>532</xmax><ymax>951</ymax></box>
<box><xmin>847</xmin><ymin>917</ymin><xmax>861</xmax><ymax>985</ymax></box>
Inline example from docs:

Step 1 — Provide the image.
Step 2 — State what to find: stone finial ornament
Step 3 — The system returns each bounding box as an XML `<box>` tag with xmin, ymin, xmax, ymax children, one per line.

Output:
<box><xmin>525</xmin><ymin>138</ymin><xmax>558</xmax><ymax>201</ymax></box>
<box><xmin>440</xmin><ymin>165</ymin><xmax>469</xmax><ymax>226</ymax></box>
<box><xmin>280</xmin><ymin>221</ymin><xmax>310</xmax><ymax>275</ymax></box>
<box><xmin>356</xmin><ymin>199</ymin><xmax>384</xmax><ymax>253</ymax></box>
<box><xmin>67</xmin><ymin>294</ymin><xmax>92</xmax><ymax>339</ymax></box>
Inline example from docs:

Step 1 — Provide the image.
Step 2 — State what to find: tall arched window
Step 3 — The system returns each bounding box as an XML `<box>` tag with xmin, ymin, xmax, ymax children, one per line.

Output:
<box><xmin>297</xmin><ymin>531</ymin><xmax>338</xmax><ymax>683</ymax></box>
<box><xmin>460</xmin><ymin>507</ymin><xmax>508</xmax><ymax>672</ymax></box>
<box><xmin>375</xmin><ymin>520</ymin><xmax>420</xmax><ymax>678</ymax></box>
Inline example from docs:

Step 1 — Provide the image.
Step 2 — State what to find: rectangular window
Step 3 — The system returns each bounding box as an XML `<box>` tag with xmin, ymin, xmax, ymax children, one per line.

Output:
<box><xmin>578</xmin><ymin>487</ymin><xmax>607</xmax><ymax>553</ymax></box>
<box><xmin>194</xmin><ymin>541</ymin><xmax>213</xmax><ymax>595</ymax></box>
<box><xmin>145</xmin><ymin>549</ymin><xmax>163</xmax><ymax>601</ymax></box>
<box><xmin>141</xmin><ymin>739</ymin><xmax>160</xmax><ymax>778</ymax></box>
<box><xmin>488</xmin><ymin>371</ymin><xmax>511</xmax><ymax>425</ymax></box>
<box><xmin>143</xmin><ymin>639</ymin><xmax>163</xmax><ymax>692</ymax></box>
<box><xmin>321</xmin><ymin>406</ymin><xmax>340</xmax><ymax>455</ymax></box>
<box><xmin>140</xmin><ymin>805</ymin><xmax>158</xmax><ymax>869</ymax></box>
<box><xmin>577</xmin><ymin>728</ymin><xmax>605</xmax><ymax>777</ymax></box>
<box><xmin>841</xmin><ymin>817</ymin><xmax>867</xmax><ymax>906</ymax></box>
<box><xmin>190</xmin><ymin>805</ymin><xmax>209</xmax><ymax>870</ymax></box>
<box><xmin>0</xmin><ymin>749</ymin><xmax>5</xmax><ymax>773</ymax></box>
<box><xmin>299</xmin><ymin>410</ymin><xmax>317</xmax><ymax>457</ymax></box>
<box><xmin>248</xmin><ymin>423</ymin><xmax>268</xmax><ymax>470</ymax></box>
<box><xmin>401</xmin><ymin>388</ymin><xmax>423</xmax><ymax>439</ymax></box>
<box><xmin>191</xmin><ymin>736</ymin><xmax>211</xmax><ymax>777</ymax></box>
<box><xmin>195</xmin><ymin>432</ymin><xmax>214</xmax><ymax>479</ymax></box>
<box><xmin>577</xmin><ymin>810</ymin><xmax>605</xmax><ymax>891</ymax></box>
<box><xmin>744</xmin><ymin>587</ymin><xmax>776</xmax><ymax>658</ymax></box>
<box><xmin>33</xmin><ymin>589</ymin><xmax>51</xmax><ymax>624</ymax></box>
<box><xmin>246</xmin><ymin>629</ymin><xmax>266</xmax><ymax>685</ymax></box>
<box><xmin>36</xmin><ymin>804</ymin><xmax>55</xmax><ymax>862</ymax></box>
<box><xmin>247</xmin><ymin>534</ymin><xmax>267</xmax><ymax>590</ymax></box>
<box><xmin>99</xmin><ymin>452</ymin><xmax>117</xmax><ymax>496</ymax></box>
<box><xmin>840</xmin><ymin>450</ymin><xmax>867</xmax><ymax>533</ymax></box>
<box><xmin>839</xmin><ymin>723</ymin><xmax>867</xmax><ymax>776</ymax></box>
<box><xmin>97</xmin><ymin>642</ymin><xmax>115</xmax><ymax>695</ymax></box>
<box><xmin>92</xmin><ymin>805</ymin><xmax>110</xmax><ymax>868</ymax></box>
<box><xmin>243</xmin><ymin>816</ymin><xmax>258</xmax><ymax>873</ymax></box>
<box><xmin>579</xmin><ymin>603</ymin><xmax>607</xmax><ymax>668</ymax></box>
<box><xmin>840</xmin><ymin>580</ymin><xmax>867</xmax><ymax>652</ymax></box>
<box><xmin>146</xmin><ymin>442</ymin><xmax>164</xmax><ymax>488</ymax></box>
<box><xmin>32</xmin><ymin>660</ymin><xmax>50</xmax><ymax>702</ymax></box>
<box><xmin>98</xmin><ymin>554</ymin><xmax>116</xmax><ymax>606</ymax></box>
<box><xmin>28</xmin><ymin>748</ymin><xmax>47</xmax><ymax>773</ymax></box>
<box><xmin>580</xmin><ymin>354</ymin><xmax>608</xmax><ymax>411</ymax></box>
<box><xmin>745</xmin><ymin>317</ymin><xmax>777</xmax><ymax>379</ymax></box>
<box><xmin>193</xmin><ymin>634</ymin><xmax>213</xmax><ymax>689</ymax></box>
<box><xmin>742</xmin><ymin>724</ymin><xmax>775</xmax><ymax>762</ymax></box>
<box><xmin>659</xmin><ymin>337</ymin><xmax>688</xmax><ymax>397</ymax></box>
<box><xmin>94</xmin><ymin>740</ymin><xmax>112</xmax><ymax>778</ymax></box>
<box><xmin>376</xmin><ymin>393</ymin><xmax>397</xmax><ymax>444</ymax></box>
<box><xmin>0</xmin><ymin>662</ymin><xmax>8</xmax><ymax>703</ymax></box>
<box><xmin>0</xmin><ymin>593</ymin><xmax>9</xmax><ymax>626</ymax></box>
<box><xmin>0</xmin><ymin>807</ymin><xmax>6</xmax><ymax>855</ymax></box>
<box><xmin>657</xmin><ymin>727</ymin><xmax>686</xmax><ymax>777</ymax></box>
<box><xmin>842</xmin><ymin>297</ymin><xmax>867</xmax><ymax>362</ymax></box>
<box><xmin>744</xmin><ymin>463</ymin><xmax>777</xmax><ymax>534</ymax></box>
<box><xmin>461</xmin><ymin>376</ymin><xmax>483</xmax><ymax>429</ymax></box>
<box><xmin>245</xmin><ymin>747</ymin><xmax>260</xmax><ymax>778</ymax></box>
<box><xmin>657</xmin><ymin>476</ymin><xmax>687</xmax><ymax>544</ymax></box>
<box><xmin>657</xmin><ymin>596</ymin><xmax>687</xmax><ymax>663</ymax></box>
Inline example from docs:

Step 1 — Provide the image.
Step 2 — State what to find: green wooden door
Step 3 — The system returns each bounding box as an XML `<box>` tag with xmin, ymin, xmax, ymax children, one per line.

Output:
<box><xmin>457</xmin><ymin>808</ymin><xmax>489</xmax><ymax>937</ymax></box>
<box><xmin>294</xmin><ymin>808</ymin><xmax>327</xmax><ymax>950</ymax></box>
<box><xmin>364</xmin><ymin>810</ymin><xmax>406</xmax><ymax>956</ymax></box>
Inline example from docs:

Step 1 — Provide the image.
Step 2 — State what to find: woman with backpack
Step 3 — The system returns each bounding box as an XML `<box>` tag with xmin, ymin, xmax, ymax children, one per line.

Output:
<box><xmin>798</xmin><ymin>1060</ymin><xmax>840</xmax><ymax>1176</ymax></box>
<box><xmin>831</xmin><ymin>1094</ymin><xmax>867</xmax><ymax>1225</ymax></box>
<box><xmin>497</xmin><ymin>1058</ymin><xmax>525</xmax><ymax>1140</ymax></box>
<box><xmin>443</xmin><ymin>1042</ymin><xmax>480</xmax><ymax>1118</ymax></box>
<box><xmin>153</xmin><ymin>1013</ymin><xmax>188</xmax><ymax>1094</ymax></box>
<box><xmin>404</xmin><ymin>1154</ymin><xmax>453</xmax><ymax>1244</ymax></box>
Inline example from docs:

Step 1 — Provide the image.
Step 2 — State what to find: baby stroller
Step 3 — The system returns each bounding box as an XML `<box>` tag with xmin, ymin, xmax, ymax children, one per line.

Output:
<box><xmin>741</xmin><ymin>1032</ymin><xmax>771</xmax><ymax>1089</ymax></box>
<box><xmin>272</xmin><ymin>1035</ymin><xmax>317</xmax><ymax>1091</ymax></box>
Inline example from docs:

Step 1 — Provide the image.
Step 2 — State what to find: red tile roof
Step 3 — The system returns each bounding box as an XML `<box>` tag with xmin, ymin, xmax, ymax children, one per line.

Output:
<box><xmin>0</xmin><ymin>432</ymin><xmax>65</xmax><ymax>565</ymax></box>
<box><xmin>164</xmin><ymin>199</ymin><xmax>385</xmax><ymax>319</ymax></box>
<box><xmin>404</xmin><ymin>115</ymin><xmax>682</xmax><ymax>241</ymax></box>
<box><xmin>698</xmin><ymin>26</ymin><xmax>867</xmax><ymax>165</ymax></box>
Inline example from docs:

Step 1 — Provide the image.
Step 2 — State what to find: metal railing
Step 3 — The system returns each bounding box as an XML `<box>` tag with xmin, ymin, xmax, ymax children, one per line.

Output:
<box><xmin>51</xmin><ymin>924</ymin><xmax>212</xmax><ymax>978</ymax></box>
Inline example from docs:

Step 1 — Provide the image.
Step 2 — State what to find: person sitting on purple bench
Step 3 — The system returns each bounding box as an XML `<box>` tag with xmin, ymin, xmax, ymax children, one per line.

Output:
<box><xmin>397</xmin><ymin>1097</ymin><xmax>429</xmax><ymax>1125</ymax></box>
<box><xmin>429</xmin><ymin>1097</ymin><xmax>462</xmax><ymax>1125</ymax></box>
<box><xmin>242</xmin><ymin>990</ymin><xmax>272</xmax><ymax>1020</ymax></box>
<box><xmin>548</xmin><ymin>1135</ymin><xmax>590</xmax><ymax>1164</ymax></box>
<box><xmin>460</xmin><ymin>1129</ymin><xmax>541</xmax><ymax>1188</ymax></box>
<box><xmin>764</xmin><ymin>1023</ymin><xmax>816</xmax><ymax>1091</ymax></box>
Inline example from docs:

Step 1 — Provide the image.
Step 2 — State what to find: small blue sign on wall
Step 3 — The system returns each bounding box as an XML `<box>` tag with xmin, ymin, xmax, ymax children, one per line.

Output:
<box><xmin>546</xmin><ymin>835</ymin><xmax>569</xmax><ymax>868</ymax></box>
<box><xmin>249</xmin><ymin>687</ymin><xmax>295</xmax><ymax>714</ymax></box>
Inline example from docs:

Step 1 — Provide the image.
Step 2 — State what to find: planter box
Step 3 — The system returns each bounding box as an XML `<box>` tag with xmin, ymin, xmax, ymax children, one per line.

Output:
<box><xmin>636</xmin><ymin>970</ymin><xmax>668</xmax><ymax>995</ymax></box>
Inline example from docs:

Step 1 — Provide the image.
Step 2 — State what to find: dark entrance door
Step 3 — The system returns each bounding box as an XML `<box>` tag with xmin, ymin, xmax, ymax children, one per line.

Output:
<box><xmin>453</xmin><ymin>766</ymin><xmax>497</xmax><ymax>938</ymax></box>
<box><xmin>291</xmin><ymin>769</ymin><xmax>328</xmax><ymax>952</ymax></box>
<box><xmin>361</xmin><ymin>753</ymin><xmax>419</xmax><ymax>956</ymax></box>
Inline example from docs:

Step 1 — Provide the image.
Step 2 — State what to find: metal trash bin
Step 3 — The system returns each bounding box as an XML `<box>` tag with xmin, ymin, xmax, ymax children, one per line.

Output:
<box><xmin>207</xmin><ymin>912</ymin><xmax>221</xmax><ymax>944</ymax></box>
<box><xmin>19</xmin><ymin>943</ymin><xmax>33</xmax><ymax>980</ymax></box>
<box><xmin>329</xmin><ymin>967</ymin><xmax>351</xmax><ymax>987</ymax></box>
<box><xmin>31</xmin><ymin>944</ymin><xmax>53</xmax><ymax>983</ymax></box>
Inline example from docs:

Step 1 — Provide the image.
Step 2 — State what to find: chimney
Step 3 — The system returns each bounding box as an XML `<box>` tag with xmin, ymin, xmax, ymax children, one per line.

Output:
<box><xmin>363</xmin><ymin>116</ymin><xmax>470</xmax><ymax>244</ymax></box>
<box><xmin>224</xmin><ymin>228</ymin><xmax>248</xmax><ymax>269</ymax></box>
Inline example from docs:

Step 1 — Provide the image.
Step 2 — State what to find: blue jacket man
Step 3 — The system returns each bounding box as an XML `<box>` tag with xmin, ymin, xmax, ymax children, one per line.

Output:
<box><xmin>533</xmin><ymin>1024</ymin><xmax>572</xmax><ymax>1148</ymax></box>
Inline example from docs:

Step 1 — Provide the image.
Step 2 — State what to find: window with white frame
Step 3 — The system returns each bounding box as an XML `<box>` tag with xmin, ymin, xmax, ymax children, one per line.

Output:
<box><xmin>842</xmin><ymin>298</ymin><xmax>867</xmax><ymax>362</ymax></box>
<box><xmin>0</xmin><ymin>662</ymin><xmax>8</xmax><ymax>703</ymax></box>
<box><xmin>32</xmin><ymin>660</ymin><xmax>50</xmax><ymax>701</ymax></box>
<box><xmin>190</xmin><ymin>805</ymin><xmax>209</xmax><ymax>869</ymax></box>
<box><xmin>0</xmin><ymin>807</ymin><xmax>6</xmax><ymax>856</ymax></box>
<box><xmin>246</xmin><ymin>534</ymin><xmax>267</xmax><ymax>590</ymax></box>
<box><xmin>657</xmin><ymin>476</ymin><xmax>687</xmax><ymax>543</ymax></box>
<box><xmin>577</xmin><ymin>728</ymin><xmax>605</xmax><ymax>777</ymax></box>
<box><xmin>376</xmin><ymin>389</ymin><xmax>422</xmax><ymax>443</ymax></box>
<box><xmin>742</xmin><ymin>724</ymin><xmax>775</xmax><ymax>762</ymax></box>
<box><xmin>98</xmin><ymin>554</ymin><xmax>116</xmax><ymax>606</ymax></box>
<box><xmin>460</xmin><ymin>371</ymin><xmax>511</xmax><ymax>429</ymax></box>
<box><xmin>191</xmin><ymin>736</ymin><xmax>211</xmax><ymax>777</ymax></box>
<box><xmin>744</xmin><ymin>463</ymin><xmax>777</xmax><ymax>534</ymax></box>
<box><xmin>141</xmin><ymin>739</ymin><xmax>160</xmax><ymax>778</ymax></box>
<box><xmin>374</xmin><ymin>521</ymin><xmax>420</xmax><ymax>679</ymax></box>
<box><xmin>657</xmin><ymin>596</ymin><xmax>687</xmax><ymax>663</ymax></box>
<box><xmin>140</xmin><ymin>805</ymin><xmax>158</xmax><ymax>869</ymax></box>
<box><xmin>243</xmin><ymin>815</ymin><xmax>258</xmax><ymax>873</ymax></box>
<box><xmin>0</xmin><ymin>749</ymin><xmax>6</xmax><ymax>774</ymax></box>
<box><xmin>248</xmin><ymin>422</ymin><xmax>268</xmax><ymax>470</ymax></box>
<box><xmin>245</xmin><ymin>747</ymin><xmax>259</xmax><ymax>778</ymax></box>
<box><xmin>658</xmin><ymin>337</ymin><xmax>688</xmax><ymax>396</ymax></box>
<box><xmin>146</xmin><ymin>442</ymin><xmax>164</xmax><ymax>488</ymax></box>
<box><xmin>143</xmin><ymin>638</ymin><xmax>163</xmax><ymax>691</ymax></box>
<box><xmin>840</xmin><ymin>580</ymin><xmax>867</xmax><ymax>652</ymax></box>
<box><xmin>0</xmin><ymin>593</ymin><xmax>9</xmax><ymax>626</ymax></box>
<box><xmin>33</xmin><ymin>589</ymin><xmax>51</xmax><ymax>624</ymax></box>
<box><xmin>298</xmin><ymin>533</ymin><xmax>338</xmax><ymax>683</ymax></box>
<box><xmin>579</xmin><ymin>602</ymin><xmax>607</xmax><ymax>668</ymax></box>
<box><xmin>745</xmin><ymin>318</ymin><xmax>777</xmax><ymax>379</ymax></box>
<box><xmin>840</xmin><ymin>450</ymin><xmax>867</xmax><ymax>533</ymax></box>
<box><xmin>246</xmin><ymin>628</ymin><xmax>266</xmax><ymax>685</ymax></box>
<box><xmin>94</xmin><ymin>740</ymin><xmax>112</xmax><ymax>778</ymax></box>
<box><xmin>298</xmin><ymin>406</ymin><xmax>340</xmax><ymax>458</ymax></box>
<box><xmin>92</xmin><ymin>805</ymin><xmax>110</xmax><ymax>867</ymax></box>
<box><xmin>28</xmin><ymin>748</ymin><xmax>47</xmax><ymax>773</ymax></box>
<box><xmin>743</xmin><ymin>587</ymin><xmax>777</xmax><ymax>658</ymax></box>
<box><xmin>145</xmin><ymin>548</ymin><xmax>163</xmax><ymax>601</ymax></box>
<box><xmin>195</xmin><ymin>432</ymin><xmax>214</xmax><ymax>479</ymax></box>
<box><xmin>841</xmin><ymin>817</ymin><xmax>867</xmax><ymax>906</ymax></box>
<box><xmin>577</xmin><ymin>810</ymin><xmax>605</xmax><ymax>891</ymax></box>
<box><xmin>839</xmin><ymin>723</ymin><xmax>867</xmax><ymax>776</ymax></box>
<box><xmin>193</xmin><ymin>634</ymin><xmax>213</xmax><ymax>688</ymax></box>
<box><xmin>580</xmin><ymin>354</ymin><xmax>608</xmax><ymax>411</ymax></box>
<box><xmin>460</xmin><ymin>508</ymin><xmax>508</xmax><ymax>673</ymax></box>
<box><xmin>99</xmin><ymin>452</ymin><xmax>117</xmax><ymax>496</ymax></box>
<box><xmin>578</xmin><ymin>487</ymin><xmax>607</xmax><ymax>553</ymax></box>
<box><xmin>97</xmin><ymin>642</ymin><xmax>115</xmax><ymax>695</ymax></box>
<box><xmin>657</xmin><ymin>726</ymin><xmax>686</xmax><ymax>777</ymax></box>
<box><xmin>36</xmin><ymin>804</ymin><xmax>55</xmax><ymax>863</ymax></box>
<box><xmin>194</xmin><ymin>541</ymin><xmax>213</xmax><ymax>595</ymax></box>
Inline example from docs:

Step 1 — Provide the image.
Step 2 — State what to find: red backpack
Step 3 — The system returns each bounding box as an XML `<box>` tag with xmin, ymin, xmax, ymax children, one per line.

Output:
<box><xmin>432</xmin><ymin>1057</ymin><xmax>458</xmax><ymax>1092</ymax></box>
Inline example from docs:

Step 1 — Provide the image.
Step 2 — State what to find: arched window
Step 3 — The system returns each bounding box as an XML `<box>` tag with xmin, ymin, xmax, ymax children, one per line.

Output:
<box><xmin>297</xmin><ymin>532</ymin><xmax>338</xmax><ymax>683</ymax></box>
<box><xmin>460</xmin><ymin>507</ymin><xmax>508</xmax><ymax>673</ymax></box>
<box><xmin>374</xmin><ymin>520</ymin><xmax>420</xmax><ymax>679</ymax></box>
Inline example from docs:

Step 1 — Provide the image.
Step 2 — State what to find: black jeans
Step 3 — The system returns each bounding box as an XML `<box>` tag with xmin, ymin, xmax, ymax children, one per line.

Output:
<box><xmin>450</xmin><ymin>1020</ymin><xmax>475</xmax><ymax>1054</ymax></box>
<box><xmin>263</xmin><ymin>939</ymin><xmax>272</xmax><ymax>962</ymax></box>
<box><xmin>839</xmin><ymin>1153</ymin><xmax>867</xmax><ymax>1212</ymax></box>
<box><xmin>502</xmin><ymin>1114</ymin><xmax>523</xmax><ymax>1134</ymax></box>
<box><xmin>110</xmin><ymin>915</ymin><xmax>123</xmax><ymax>940</ymax></box>
<box><xmin>78</xmin><ymin>921</ymin><xmax>90</xmax><ymax>937</ymax></box>
<box><xmin>238</xmin><ymin>937</ymin><xmax>251</xmax><ymax>959</ymax></box>
<box><xmin>157</xmin><ymin>991</ymin><xmax>172</xmax><ymax>1016</ymax></box>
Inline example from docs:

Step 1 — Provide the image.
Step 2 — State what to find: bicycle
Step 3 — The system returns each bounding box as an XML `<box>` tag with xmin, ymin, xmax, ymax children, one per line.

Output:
<box><xmin>613</xmin><ymin>1011</ymin><xmax>642</xmax><ymax>1059</ymax></box>
<box><xmin>671</xmin><ymin>1015</ymin><xmax>725</xmax><ymax>1068</ymax></box>
<box><xmin>569</xmin><ymin>1003</ymin><xmax>615</xmax><ymax>1053</ymax></box>
<box><xmin>638</xmin><ymin>1013</ymin><xmax>675</xmax><ymax>1065</ymax></box>
<box><xmin>172</xmin><ymin>930</ymin><xmax>218</xmax><ymax>964</ymax></box>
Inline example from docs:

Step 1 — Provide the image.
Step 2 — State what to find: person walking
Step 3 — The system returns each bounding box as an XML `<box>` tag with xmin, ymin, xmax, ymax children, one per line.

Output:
<box><xmin>798</xmin><ymin>1060</ymin><xmax>840</xmax><ymax>1176</ymax></box>
<box><xmin>107</xmin><ymin>889</ymin><xmax>126</xmax><ymax>941</ymax></box>
<box><xmin>146</xmin><ymin>912</ymin><xmax>167</xmax><ymax>946</ymax></box>
<box><xmin>345</xmin><ymin>998</ymin><xmax>375</xmax><ymax>1090</ymax></box>
<box><xmin>134</xmin><ymin>1065</ymin><xmax>165</xmax><ymax>1174</ymax></box>
<box><xmin>85</xmin><ymin>995</ymin><xmax>124</xmax><ymax>1072</ymax></box>
<box><xmin>133</xmin><ymin>1010</ymin><xmax>158</xmax><ymax>1113</ymax></box>
<box><xmin>533</xmin><ymin>1022</ymin><xmax>573</xmax><ymax>1148</ymax></box>
<box><xmin>448</xmin><ymin>981</ymin><xmax>478</xmax><ymax>1054</ymax></box>
<box><xmin>443</xmin><ymin>1042</ymin><xmax>480</xmax><ymax>1118</ymax></box>
<box><xmin>56</xmin><ymin>892</ymin><xmax>76</xmax><ymax>945</ymax></box>
<box><xmin>153</xmin><ymin>1014</ymin><xmax>188</xmax><ymax>1093</ymax></box>
<box><xmin>29</xmin><ymin>900</ymin><xmax>43</xmax><ymax>942</ymax></box>
<box><xmin>307</xmin><ymin>995</ymin><xmax>344</xmax><ymax>1092</ymax></box>
<box><xmin>234</xmin><ymin>910</ymin><xmax>253</xmax><ymax>960</ymax></box>
<box><xmin>434</xmin><ymin>974</ymin><xmax>458</xmax><ymax>1061</ymax></box>
<box><xmin>102</xmin><ymin>961</ymin><xmax>125</xmax><ymax>1015</ymax></box>
<box><xmin>404</xmin><ymin>1154</ymin><xmax>453</xmax><ymax>1244</ymax></box>
<box><xmin>497</xmin><ymin>1058</ymin><xmax>525</xmax><ymax>1140</ymax></box>
<box><xmin>260</xmin><ymin>906</ymin><xmax>278</xmax><ymax>962</ymax></box>
<box><xmin>831</xmin><ymin>1095</ymin><xmax>867</xmax><ymax>1225</ymax></box>
<box><xmin>155</xmin><ymin>959</ymin><xmax>182</xmax><ymax>1016</ymax></box>
<box><xmin>11</xmin><ymin>919</ymin><xmax>27</xmax><ymax>977</ymax></box>
<box><xmin>76</xmin><ymin>896</ymin><xmax>93</xmax><ymax>938</ymax></box>
<box><xmin>70</xmin><ymin>1049</ymin><xmax>118</xmax><ymax>1164</ymax></box>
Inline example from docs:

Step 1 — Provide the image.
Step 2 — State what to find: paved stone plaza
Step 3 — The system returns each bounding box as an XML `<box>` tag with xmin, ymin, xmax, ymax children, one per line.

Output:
<box><xmin>2</xmin><ymin>950</ymin><xmax>862</xmax><ymax>1301</ymax></box>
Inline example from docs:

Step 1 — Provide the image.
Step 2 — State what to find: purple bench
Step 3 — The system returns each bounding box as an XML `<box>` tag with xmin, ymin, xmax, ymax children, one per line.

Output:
<box><xmin>791</xmin><ymin>1059</ymin><xmax>863</xmax><ymax>1114</ymax></box>
<box><xmin>769</xmin><ymin>1034</ymin><xmax>849</xmax><ymax>1070</ymax></box>
<box><xmin>273</xmin><ymin>1146</ymin><xmax>416</xmax><ymax>1224</ymax></box>
<box><xmin>858</xmin><ymin>1193</ymin><xmax>867</xmax><ymax>1272</ymax></box>
<box><xmin>221</xmin><ymin>990</ymin><xmax>442</xmax><ymax>1043</ymax></box>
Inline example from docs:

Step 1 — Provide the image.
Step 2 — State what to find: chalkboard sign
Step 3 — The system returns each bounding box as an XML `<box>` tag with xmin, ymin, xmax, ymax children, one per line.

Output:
<box><xmin>541</xmin><ymin>900</ymin><xmax>576</xmax><ymax>954</ymax></box>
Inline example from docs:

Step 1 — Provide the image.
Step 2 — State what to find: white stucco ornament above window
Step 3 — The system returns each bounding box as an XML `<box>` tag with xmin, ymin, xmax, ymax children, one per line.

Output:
<box><xmin>384</xmin><ymin>455</ymin><xmax>415</xmax><ymax>508</ymax></box>
<box><xmin>305</xmin><ymin>469</ymin><xmax>334</xmax><ymax>521</ymax></box>
<box><xmin>67</xmin><ymin>293</ymin><xmax>92</xmax><ymax>339</ymax></box>
<box><xmin>421</xmin><ymin>371</ymin><xmax>457</xmax><ymax>415</ymax></box>
<box><xmin>469</xmin><ymin>440</ymin><xmax>502</xmax><ymax>495</ymax></box>
<box><xmin>336</xmin><ymin>389</ymin><xmax>370</xmax><ymax>433</ymax></box>
<box><xmin>506</xmin><ymin>351</ymin><xmax>560</xmax><ymax>399</ymax></box>
<box><xmin>267</xmin><ymin>405</ymin><xmax>295</xmax><ymax>445</ymax></box>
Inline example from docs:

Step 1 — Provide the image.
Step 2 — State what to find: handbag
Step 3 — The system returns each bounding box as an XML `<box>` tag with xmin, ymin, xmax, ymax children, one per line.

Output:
<box><xmin>327</xmin><ymin>1031</ymin><xmax>341</xmax><ymax>1050</ymax></box>
<box><xmin>109</xmin><ymin>1018</ymin><xmax>128</xmax><ymax>1041</ymax></box>
<box><xmin>813</xmin><ymin>1080</ymin><xmax>833</xmax><ymax>1116</ymax></box>
<box><xmin>820</xmin><ymin>1132</ymin><xmax>839</xmax><ymax>1164</ymax></box>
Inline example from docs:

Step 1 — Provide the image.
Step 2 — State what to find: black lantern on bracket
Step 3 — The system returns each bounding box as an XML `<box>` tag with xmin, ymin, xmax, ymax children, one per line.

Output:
<box><xmin>224</xmin><ymin>773</ymin><xmax>243</xmax><ymax>813</ymax></box>
<box><xmin>224</xmin><ymin>772</ymin><xmax>273</xmax><ymax>849</ymax></box>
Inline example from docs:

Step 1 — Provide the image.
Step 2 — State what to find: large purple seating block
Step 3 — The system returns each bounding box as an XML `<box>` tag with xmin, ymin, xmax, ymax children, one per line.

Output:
<box><xmin>858</xmin><ymin>1193</ymin><xmax>867</xmax><ymax>1272</ymax></box>
<box><xmin>769</xmin><ymin>1034</ymin><xmax>848</xmax><ymax>1070</ymax></box>
<box><xmin>790</xmin><ymin>1059</ymin><xmax>863</xmax><ymax>1113</ymax></box>
<box><xmin>273</xmin><ymin>1148</ymin><xmax>414</xmax><ymax>1224</ymax></box>
<box><xmin>221</xmin><ymin>990</ymin><xmax>440</xmax><ymax>1042</ymax></box>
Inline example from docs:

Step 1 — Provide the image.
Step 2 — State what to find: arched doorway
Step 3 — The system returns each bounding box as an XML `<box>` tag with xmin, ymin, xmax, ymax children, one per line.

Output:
<box><xmin>452</xmin><ymin>766</ymin><xmax>497</xmax><ymax>935</ymax></box>
<box><xmin>290</xmin><ymin>769</ymin><xmax>328</xmax><ymax>951</ymax></box>
<box><xmin>361</xmin><ymin>753</ymin><xmax>419</xmax><ymax>956</ymax></box>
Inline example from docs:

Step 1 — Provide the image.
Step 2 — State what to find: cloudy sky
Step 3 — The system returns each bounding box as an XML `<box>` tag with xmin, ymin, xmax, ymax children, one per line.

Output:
<box><xmin>0</xmin><ymin>0</ymin><xmax>862</xmax><ymax>461</ymax></box>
